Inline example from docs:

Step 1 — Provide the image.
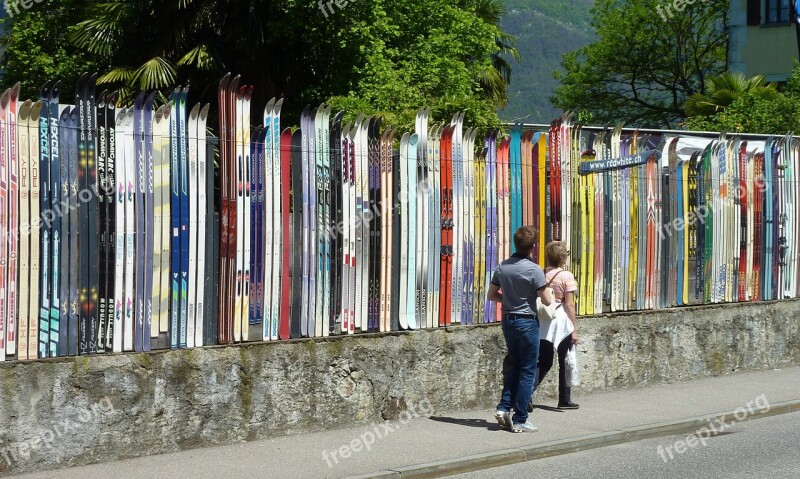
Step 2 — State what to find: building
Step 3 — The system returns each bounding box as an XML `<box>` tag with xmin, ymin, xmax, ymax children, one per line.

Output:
<box><xmin>729</xmin><ymin>0</ymin><xmax>799</xmax><ymax>82</ymax></box>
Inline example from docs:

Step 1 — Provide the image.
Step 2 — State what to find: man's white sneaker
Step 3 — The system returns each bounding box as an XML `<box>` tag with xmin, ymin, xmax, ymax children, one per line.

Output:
<box><xmin>512</xmin><ymin>421</ymin><xmax>538</xmax><ymax>433</ymax></box>
<box><xmin>494</xmin><ymin>410</ymin><xmax>512</xmax><ymax>430</ymax></box>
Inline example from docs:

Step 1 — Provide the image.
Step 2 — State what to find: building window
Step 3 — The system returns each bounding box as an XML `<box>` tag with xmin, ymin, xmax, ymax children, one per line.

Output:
<box><xmin>765</xmin><ymin>0</ymin><xmax>790</xmax><ymax>24</ymax></box>
<box><xmin>747</xmin><ymin>0</ymin><xmax>761</xmax><ymax>24</ymax></box>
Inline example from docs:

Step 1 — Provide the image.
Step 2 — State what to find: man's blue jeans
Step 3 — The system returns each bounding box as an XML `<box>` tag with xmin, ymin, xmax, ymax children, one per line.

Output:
<box><xmin>497</xmin><ymin>315</ymin><xmax>540</xmax><ymax>424</ymax></box>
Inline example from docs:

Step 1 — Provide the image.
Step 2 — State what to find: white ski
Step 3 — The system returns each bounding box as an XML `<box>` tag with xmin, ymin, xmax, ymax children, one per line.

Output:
<box><xmin>113</xmin><ymin>107</ymin><xmax>126</xmax><ymax>353</ymax></box>
<box><xmin>123</xmin><ymin>108</ymin><xmax>136</xmax><ymax>351</ymax></box>
<box><xmin>187</xmin><ymin>103</ymin><xmax>200</xmax><ymax>348</ymax></box>
<box><xmin>196</xmin><ymin>104</ymin><xmax>210</xmax><ymax>346</ymax></box>
<box><xmin>269</xmin><ymin>99</ymin><xmax>284</xmax><ymax>340</ymax></box>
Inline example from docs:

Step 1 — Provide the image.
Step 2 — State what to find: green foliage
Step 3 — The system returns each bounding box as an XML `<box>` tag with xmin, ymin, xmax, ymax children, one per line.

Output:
<box><xmin>684</xmin><ymin>66</ymin><xmax>800</xmax><ymax>135</ymax></box>
<box><xmin>685</xmin><ymin>72</ymin><xmax>776</xmax><ymax>117</ymax></box>
<box><xmin>2</xmin><ymin>0</ymin><xmax>513</xmax><ymax>130</ymax></box>
<box><xmin>0</xmin><ymin>0</ymin><xmax>101</xmax><ymax>99</ymax></box>
<box><xmin>552</xmin><ymin>0</ymin><xmax>728</xmax><ymax>128</ymax></box>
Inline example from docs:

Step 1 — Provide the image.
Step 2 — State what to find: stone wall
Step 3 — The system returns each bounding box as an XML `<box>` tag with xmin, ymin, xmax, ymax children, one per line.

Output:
<box><xmin>1</xmin><ymin>299</ymin><xmax>798</xmax><ymax>474</ymax></box>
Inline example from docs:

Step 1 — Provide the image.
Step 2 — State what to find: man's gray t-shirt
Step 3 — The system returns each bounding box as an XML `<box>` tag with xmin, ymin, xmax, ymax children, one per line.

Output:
<box><xmin>491</xmin><ymin>254</ymin><xmax>547</xmax><ymax>315</ymax></box>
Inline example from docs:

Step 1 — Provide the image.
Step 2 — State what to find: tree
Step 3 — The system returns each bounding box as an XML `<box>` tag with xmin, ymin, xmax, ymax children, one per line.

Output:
<box><xmin>1</xmin><ymin>0</ymin><xmax>515</xmax><ymax>131</ymax></box>
<box><xmin>552</xmin><ymin>0</ymin><xmax>729</xmax><ymax>128</ymax></box>
<box><xmin>0</xmin><ymin>0</ymin><xmax>101</xmax><ymax>99</ymax></box>
<box><xmin>684</xmin><ymin>65</ymin><xmax>800</xmax><ymax>135</ymax></box>
<box><xmin>684</xmin><ymin>72</ymin><xmax>776</xmax><ymax>117</ymax></box>
<box><xmin>471</xmin><ymin>0</ymin><xmax>521</xmax><ymax>107</ymax></box>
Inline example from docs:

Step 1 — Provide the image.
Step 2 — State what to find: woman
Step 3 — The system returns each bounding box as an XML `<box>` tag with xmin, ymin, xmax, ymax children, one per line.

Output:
<box><xmin>535</xmin><ymin>241</ymin><xmax>579</xmax><ymax>410</ymax></box>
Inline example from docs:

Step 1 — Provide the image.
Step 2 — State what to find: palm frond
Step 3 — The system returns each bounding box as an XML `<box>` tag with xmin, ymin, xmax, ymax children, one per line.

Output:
<box><xmin>68</xmin><ymin>2</ymin><xmax>131</xmax><ymax>57</ymax></box>
<box><xmin>98</xmin><ymin>67</ymin><xmax>135</xmax><ymax>85</ymax></box>
<box><xmin>177</xmin><ymin>44</ymin><xmax>218</xmax><ymax>71</ymax></box>
<box><xmin>130</xmin><ymin>57</ymin><xmax>177</xmax><ymax>89</ymax></box>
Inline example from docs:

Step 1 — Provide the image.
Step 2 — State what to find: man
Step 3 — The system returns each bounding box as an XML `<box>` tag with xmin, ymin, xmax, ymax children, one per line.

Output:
<box><xmin>487</xmin><ymin>225</ymin><xmax>551</xmax><ymax>433</ymax></box>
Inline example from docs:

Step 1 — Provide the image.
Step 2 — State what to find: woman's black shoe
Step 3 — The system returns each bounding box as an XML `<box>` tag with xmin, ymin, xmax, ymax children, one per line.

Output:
<box><xmin>557</xmin><ymin>402</ymin><xmax>580</xmax><ymax>410</ymax></box>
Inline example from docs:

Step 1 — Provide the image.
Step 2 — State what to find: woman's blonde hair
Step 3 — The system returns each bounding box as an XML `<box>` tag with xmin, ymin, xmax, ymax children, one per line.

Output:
<box><xmin>545</xmin><ymin>241</ymin><xmax>569</xmax><ymax>267</ymax></box>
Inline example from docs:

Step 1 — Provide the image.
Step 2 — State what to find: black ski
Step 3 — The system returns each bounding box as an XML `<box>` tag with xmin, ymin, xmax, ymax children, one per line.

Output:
<box><xmin>75</xmin><ymin>73</ymin><xmax>91</xmax><ymax>355</ymax></box>
<box><xmin>57</xmin><ymin>104</ymin><xmax>70</xmax><ymax>356</ymax></box>
<box><xmin>37</xmin><ymin>80</ymin><xmax>53</xmax><ymax>358</ymax></box>
<box><xmin>86</xmin><ymin>73</ymin><xmax>100</xmax><ymax>354</ymax></box>
<box><xmin>96</xmin><ymin>91</ymin><xmax>108</xmax><ymax>352</ymax></box>
<box><xmin>330</xmin><ymin>112</ymin><xmax>344</xmax><ymax>334</ymax></box>
<box><xmin>68</xmin><ymin>104</ymin><xmax>80</xmax><ymax>356</ymax></box>
<box><xmin>290</xmin><ymin>129</ymin><xmax>303</xmax><ymax>338</ymax></box>
<box><xmin>104</xmin><ymin>93</ymin><xmax>117</xmax><ymax>350</ymax></box>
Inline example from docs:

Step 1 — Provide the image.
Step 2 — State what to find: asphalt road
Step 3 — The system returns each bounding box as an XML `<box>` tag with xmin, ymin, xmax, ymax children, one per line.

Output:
<box><xmin>451</xmin><ymin>411</ymin><xmax>800</xmax><ymax>479</ymax></box>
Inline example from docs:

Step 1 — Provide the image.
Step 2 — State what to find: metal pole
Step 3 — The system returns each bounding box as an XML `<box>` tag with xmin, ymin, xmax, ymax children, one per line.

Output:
<box><xmin>504</xmin><ymin>122</ymin><xmax>798</xmax><ymax>141</ymax></box>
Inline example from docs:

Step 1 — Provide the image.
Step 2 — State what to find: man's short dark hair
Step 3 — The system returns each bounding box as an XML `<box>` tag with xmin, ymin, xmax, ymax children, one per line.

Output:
<box><xmin>514</xmin><ymin>226</ymin><xmax>538</xmax><ymax>256</ymax></box>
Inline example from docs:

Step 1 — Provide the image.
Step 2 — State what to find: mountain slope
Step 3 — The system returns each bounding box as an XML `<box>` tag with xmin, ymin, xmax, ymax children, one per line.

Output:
<box><xmin>500</xmin><ymin>0</ymin><xmax>595</xmax><ymax>123</ymax></box>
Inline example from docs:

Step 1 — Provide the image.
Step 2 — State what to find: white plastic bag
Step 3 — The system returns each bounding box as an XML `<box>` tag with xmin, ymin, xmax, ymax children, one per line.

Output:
<box><xmin>565</xmin><ymin>346</ymin><xmax>580</xmax><ymax>387</ymax></box>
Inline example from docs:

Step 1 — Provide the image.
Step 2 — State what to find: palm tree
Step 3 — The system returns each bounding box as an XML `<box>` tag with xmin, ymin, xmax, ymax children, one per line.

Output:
<box><xmin>685</xmin><ymin>72</ymin><xmax>777</xmax><ymax>117</ymax></box>
<box><xmin>68</xmin><ymin>0</ymin><xmax>345</xmax><ymax>109</ymax></box>
<box><xmin>466</xmin><ymin>0</ymin><xmax>520</xmax><ymax>107</ymax></box>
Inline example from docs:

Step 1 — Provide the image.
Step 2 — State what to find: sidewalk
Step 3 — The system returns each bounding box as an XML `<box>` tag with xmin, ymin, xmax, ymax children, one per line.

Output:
<box><xmin>10</xmin><ymin>367</ymin><xmax>800</xmax><ymax>479</ymax></box>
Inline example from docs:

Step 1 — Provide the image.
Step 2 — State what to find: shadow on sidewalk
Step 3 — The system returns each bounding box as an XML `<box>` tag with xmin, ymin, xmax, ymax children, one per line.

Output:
<box><xmin>531</xmin><ymin>404</ymin><xmax>565</xmax><ymax>413</ymax></box>
<box><xmin>427</xmin><ymin>416</ymin><xmax>505</xmax><ymax>431</ymax></box>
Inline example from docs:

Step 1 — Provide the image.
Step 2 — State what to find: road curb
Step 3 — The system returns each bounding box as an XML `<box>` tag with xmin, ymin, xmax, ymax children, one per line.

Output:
<box><xmin>349</xmin><ymin>398</ymin><xmax>800</xmax><ymax>479</ymax></box>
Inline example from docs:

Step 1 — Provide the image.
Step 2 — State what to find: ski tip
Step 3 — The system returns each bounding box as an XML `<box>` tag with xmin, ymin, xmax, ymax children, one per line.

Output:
<box><xmin>0</xmin><ymin>89</ymin><xmax>10</xmax><ymax>108</ymax></box>
<box><xmin>10</xmin><ymin>82</ymin><xmax>20</xmax><ymax>100</ymax></box>
<box><xmin>98</xmin><ymin>90</ymin><xmax>109</xmax><ymax>107</ymax></box>
<box><xmin>264</xmin><ymin>98</ymin><xmax>275</xmax><ymax>118</ymax></box>
<box><xmin>40</xmin><ymin>80</ymin><xmax>54</xmax><ymax>97</ymax></box>
<box><xmin>230</xmin><ymin>75</ymin><xmax>242</xmax><ymax>91</ymax></box>
<box><xmin>18</xmin><ymin>99</ymin><xmax>32</xmax><ymax>120</ymax></box>
<box><xmin>30</xmin><ymin>100</ymin><xmax>45</xmax><ymax>119</ymax></box>
<box><xmin>274</xmin><ymin>98</ymin><xmax>284</xmax><ymax>112</ymax></box>
<box><xmin>134</xmin><ymin>90</ymin><xmax>147</xmax><ymax>107</ymax></box>
<box><xmin>190</xmin><ymin>102</ymin><xmax>201</xmax><ymax>119</ymax></box>
<box><xmin>108</xmin><ymin>91</ymin><xmax>119</xmax><ymax>108</ymax></box>
<box><xmin>145</xmin><ymin>90</ymin><xmax>158</xmax><ymax>106</ymax></box>
<box><xmin>200</xmin><ymin>103</ymin><xmax>210</xmax><ymax>120</ymax></box>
